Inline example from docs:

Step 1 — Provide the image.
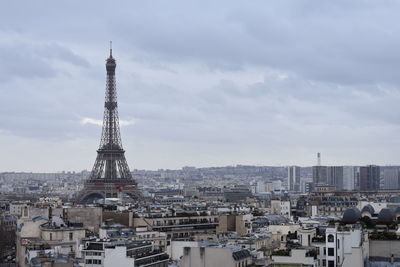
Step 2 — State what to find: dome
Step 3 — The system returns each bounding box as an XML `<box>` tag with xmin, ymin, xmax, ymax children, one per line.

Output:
<box><xmin>361</xmin><ymin>204</ymin><xmax>375</xmax><ymax>216</ymax></box>
<box><xmin>377</xmin><ymin>208</ymin><xmax>394</xmax><ymax>224</ymax></box>
<box><xmin>342</xmin><ymin>207</ymin><xmax>361</xmax><ymax>224</ymax></box>
<box><xmin>395</xmin><ymin>207</ymin><xmax>400</xmax><ymax>215</ymax></box>
<box><xmin>389</xmin><ymin>196</ymin><xmax>400</xmax><ymax>203</ymax></box>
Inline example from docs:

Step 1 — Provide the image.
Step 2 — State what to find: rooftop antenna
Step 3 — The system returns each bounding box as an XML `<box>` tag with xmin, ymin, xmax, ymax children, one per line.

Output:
<box><xmin>110</xmin><ymin>41</ymin><xmax>112</xmax><ymax>57</ymax></box>
<box><xmin>317</xmin><ymin>152</ymin><xmax>321</xmax><ymax>166</ymax></box>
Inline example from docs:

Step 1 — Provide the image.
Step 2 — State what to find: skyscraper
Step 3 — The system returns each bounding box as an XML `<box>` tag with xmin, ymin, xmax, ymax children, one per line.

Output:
<box><xmin>327</xmin><ymin>166</ymin><xmax>344</xmax><ymax>190</ymax></box>
<box><xmin>383</xmin><ymin>167</ymin><xmax>400</xmax><ymax>190</ymax></box>
<box><xmin>359</xmin><ymin>165</ymin><xmax>380</xmax><ymax>191</ymax></box>
<box><xmin>343</xmin><ymin>166</ymin><xmax>355</xmax><ymax>191</ymax></box>
<box><xmin>287</xmin><ymin>166</ymin><xmax>300</xmax><ymax>191</ymax></box>
<box><xmin>312</xmin><ymin>166</ymin><xmax>328</xmax><ymax>185</ymax></box>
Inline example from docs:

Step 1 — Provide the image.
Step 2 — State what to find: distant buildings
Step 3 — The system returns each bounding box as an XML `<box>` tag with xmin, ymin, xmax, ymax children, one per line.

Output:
<box><xmin>343</xmin><ymin>166</ymin><xmax>356</xmax><ymax>191</ymax></box>
<box><xmin>383</xmin><ymin>167</ymin><xmax>400</xmax><ymax>189</ymax></box>
<box><xmin>7</xmin><ymin>163</ymin><xmax>400</xmax><ymax>266</ymax></box>
<box><xmin>327</xmin><ymin>166</ymin><xmax>344</xmax><ymax>190</ymax></box>
<box><xmin>272</xmin><ymin>180</ymin><xmax>282</xmax><ymax>192</ymax></box>
<box><xmin>311</xmin><ymin>166</ymin><xmax>369</xmax><ymax>191</ymax></box>
<box><xmin>312</xmin><ymin>166</ymin><xmax>328</xmax><ymax>186</ymax></box>
<box><xmin>360</xmin><ymin>165</ymin><xmax>380</xmax><ymax>190</ymax></box>
<box><xmin>287</xmin><ymin>166</ymin><xmax>300</xmax><ymax>192</ymax></box>
<box><xmin>301</xmin><ymin>180</ymin><xmax>313</xmax><ymax>194</ymax></box>
<box><xmin>224</xmin><ymin>185</ymin><xmax>252</xmax><ymax>203</ymax></box>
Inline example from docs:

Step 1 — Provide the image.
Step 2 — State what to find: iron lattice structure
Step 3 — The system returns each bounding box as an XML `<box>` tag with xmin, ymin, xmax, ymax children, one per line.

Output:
<box><xmin>78</xmin><ymin>48</ymin><xmax>140</xmax><ymax>203</ymax></box>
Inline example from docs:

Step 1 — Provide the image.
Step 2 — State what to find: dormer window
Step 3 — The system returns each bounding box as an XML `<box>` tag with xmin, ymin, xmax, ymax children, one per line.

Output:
<box><xmin>328</xmin><ymin>234</ymin><xmax>334</xmax><ymax>242</ymax></box>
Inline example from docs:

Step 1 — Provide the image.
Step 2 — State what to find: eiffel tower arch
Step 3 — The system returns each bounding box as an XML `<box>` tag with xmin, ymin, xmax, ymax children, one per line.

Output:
<box><xmin>77</xmin><ymin>46</ymin><xmax>141</xmax><ymax>203</ymax></box>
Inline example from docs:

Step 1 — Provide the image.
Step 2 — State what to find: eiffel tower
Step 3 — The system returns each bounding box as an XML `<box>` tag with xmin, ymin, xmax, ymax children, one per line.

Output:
<box><xmin>78</xmin><ymin>46</ymin><xmax>141</xmax><ymax>203</ymax></box>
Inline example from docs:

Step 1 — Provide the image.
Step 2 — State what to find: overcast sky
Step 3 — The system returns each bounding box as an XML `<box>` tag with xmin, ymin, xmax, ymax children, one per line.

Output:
<box><xmin>1</xmin><ymin>1</ymin><xmax>400</xmax><ymax>172</ymax></box>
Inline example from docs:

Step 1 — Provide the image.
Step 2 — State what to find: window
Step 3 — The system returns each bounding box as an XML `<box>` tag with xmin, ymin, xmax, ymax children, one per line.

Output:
<box><xmin>69</xmin><ymin>232</ymin><xmax>73</xmax><ymax>241</ymax></box>
<box><xmin>338</xmin><ymin>256</ymin><xmax>340</xmax><ymax>263</ymax></box>
<box><xmin>323</xmin><ymin>247</ymin><xmax>326</xmax><ymax>255</ymax></box>
<box><xmin>86</xmin><ymin>259</ymin><xmax>92</xmax><ymax>264</ymax></box>
<box><xmin>49</xmin><ymin>233</ymin><xmax>52</xmax><ymax>241</ymax></box>
<box><xmin>328</xmin><ymin>260</ymin><xmax>334</xmax><ymax>267</ymax></box>
<box><xmin>328</xmin><ymin>234</ymin><xmax>334</xmax><ymax>242</ymax></box>
<box><xmin>323</xmin><ymin>259</ymin><xmax>326</xmax><ymax>266</ymax></box>
<box><xmin>337</xmin><ymin>239</ymin><xmax>340</xmax><ymax>249</ymax></box>
<box><xmin>328</xmin><ymin>248</ymin><xmax>334</xmax><ymax>256</ymax></box>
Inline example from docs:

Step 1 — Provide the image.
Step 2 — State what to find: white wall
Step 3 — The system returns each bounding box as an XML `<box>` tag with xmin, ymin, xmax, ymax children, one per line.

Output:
<box><xmin>167</xmin><ymin>241</ymin><xmax>200</xmax><ymax>261</ymax></box>
<box><xmin>19</xmin><ymin>219</ymin><xmax>46</xmax><ymax>238</ymax></box>
<box><xmin>104</xmin><ymin>246</ymin><xmax>135</xmax><ymax>267</ymax></box>
<box><xmin>272</xmin><ymin>249</ymin><xmax>316</xmax><ymax>266</ymax></box>
<box><xmin>180</xmin><ymin>247</ymin><xmax>244</xmax><ymax>267</ymax></box>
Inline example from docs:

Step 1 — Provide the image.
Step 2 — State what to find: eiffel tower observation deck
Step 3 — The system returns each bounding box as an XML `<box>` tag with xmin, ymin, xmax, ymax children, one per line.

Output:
<box><xmin>77</xmin><ymin>46</ymin><xmax>141</xmax><ymax>203</ymax></box>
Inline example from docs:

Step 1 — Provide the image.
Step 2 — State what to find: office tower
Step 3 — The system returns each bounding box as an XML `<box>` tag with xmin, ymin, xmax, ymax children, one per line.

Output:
<box><xmin>354</xmin><ymin>167</ymin><xmax>360</xmax><ymax>190</ymax></box>
<box><xmin>359</xmin><ymin>165</ymin><xmax>380</xmax><ymax>191</ymax></box>
<box><xmin>313</xmin><ymin>166</ymin><xmax>328</xmax><ymax>185</ymax></box>
<box><xmin>287</xmin><ymin>166</ymin><xmax>300</xmax><ymax>192</ymax></box>
<box><xmin>327</xmin><ymin>166</ymin><xmax>344</xmax><ymax>190</ymax></box>
<box><xmin>343</xmin><ymin>166</ymin><xmax>355</xmax><ymax>190</ymax></box>
<box><xmin>383</xmin><ymin>167</ymin><xmax>400</xmax><ymax>190</ymax></box>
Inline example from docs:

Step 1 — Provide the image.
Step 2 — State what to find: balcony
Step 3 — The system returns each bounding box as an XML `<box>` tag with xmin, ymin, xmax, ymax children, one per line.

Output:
<box><xmin>134</xmin><ymin>252</ymin><xmax>169</xmax><ymax>266</ymax></box>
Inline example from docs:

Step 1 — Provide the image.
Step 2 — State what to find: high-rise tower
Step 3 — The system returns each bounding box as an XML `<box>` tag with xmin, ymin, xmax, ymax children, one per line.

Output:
<box><xmin>287</xmin><ymin>166</ymin><xmax>300</xmax><ymax>192</ymax></box>
<box><xmin>359</xmin><ymin>165</ymin><xmax>380</xmax><ymax>191</ymax></box>
<box><xmin>78</xmin><ymin>47</ymin><xmax>141</xmax><ymax>203</ymax></box>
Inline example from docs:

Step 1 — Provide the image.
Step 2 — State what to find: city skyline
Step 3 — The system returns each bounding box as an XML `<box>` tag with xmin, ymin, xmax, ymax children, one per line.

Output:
<box><xmin>2</xmin><ymin>1</ymin><xmax>400</xmax><ymax>171</ymax></box>
<box><xmin>4</xmin><ymin>2</ymin><xmax>400</xmax><ymax>267</ymax></box>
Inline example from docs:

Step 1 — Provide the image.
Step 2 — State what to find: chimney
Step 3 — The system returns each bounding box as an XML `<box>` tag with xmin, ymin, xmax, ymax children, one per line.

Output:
<box><xmin>48</xmin><ymin>206</ymin><xmax>52</xmax><ymax>220</ymax></box>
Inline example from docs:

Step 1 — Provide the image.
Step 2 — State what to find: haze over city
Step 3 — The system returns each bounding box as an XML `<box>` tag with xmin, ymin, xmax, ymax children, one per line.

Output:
<box><xmin>2</xmin><ymin>1</ymin><xmax>400</xmax><ymax>171</ymax></box>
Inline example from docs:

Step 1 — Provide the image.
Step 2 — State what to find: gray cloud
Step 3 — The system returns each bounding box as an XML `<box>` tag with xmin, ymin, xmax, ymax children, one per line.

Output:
<box><xmin>1</xmin><ymin>1</ymin><xmax>400</xmax><ymax>171</ymax></box>
<box><xmin>0</xmin><ymin>41</ymin><xmax>90</xmax><ymax>82</ymax></box>
<box><xmin>108</xmin><ymin>1</ymin><xmax>400</xmax><ymax>85</ymax></box>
